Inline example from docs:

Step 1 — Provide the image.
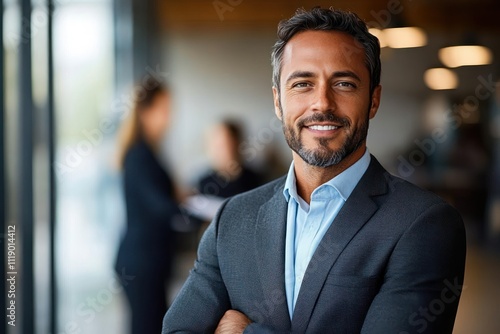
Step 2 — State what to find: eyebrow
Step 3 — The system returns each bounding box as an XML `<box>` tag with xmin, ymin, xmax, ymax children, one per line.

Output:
<box><xmin>285</xmin><ymin>71</ymin><xmax>315</xmax><ymax>85</ymax></box>
<box><xmin>332</xmin><ymin>70</ymin><xmax>361</xmax><ymax>82</ymax></box>
<box><xmin>285</xmin><ymin>70</ymin><xmax>361</xmax><ymax>85</ymax></box>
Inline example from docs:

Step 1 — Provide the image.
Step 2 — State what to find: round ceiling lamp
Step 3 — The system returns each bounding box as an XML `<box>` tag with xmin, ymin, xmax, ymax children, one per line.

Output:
<box><xmin>424</xmin><ymin>68</ymin><xmax>459</xmax><ymax>90</ymax></box>
<box><xmin>438</xmin><ymin>45</ymin><xmax>493</xmax><ymax>68</ymax></box>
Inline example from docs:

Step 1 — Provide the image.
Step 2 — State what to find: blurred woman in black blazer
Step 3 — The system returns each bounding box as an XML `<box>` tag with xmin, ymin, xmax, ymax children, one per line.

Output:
<box><xmin>115</xmin><ymin>80</ymin><xmax>180</xmax><ymax>334</ymax></box>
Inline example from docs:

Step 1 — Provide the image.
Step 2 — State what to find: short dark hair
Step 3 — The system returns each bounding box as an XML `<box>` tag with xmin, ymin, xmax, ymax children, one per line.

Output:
<box><xmin>271</xmin><ymin>7</ymin><xmax>381</xmax><ymax>95</ymax></box>
<box><xmin>220</xmin><ymin>119</ymin><xmax>243</xmax><ymax>144</ymax></box>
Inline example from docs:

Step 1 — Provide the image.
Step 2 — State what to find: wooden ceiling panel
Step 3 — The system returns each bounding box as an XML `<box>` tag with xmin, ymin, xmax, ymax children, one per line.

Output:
<box><xmin>157</xmin><ymin>0</ymin><xmax>500</xmax><ymax>32</ymax></box>
<box><xmin>158</xmin><ymin>0</ymin><xmax>398</xmax><ymax>28</ymax></box>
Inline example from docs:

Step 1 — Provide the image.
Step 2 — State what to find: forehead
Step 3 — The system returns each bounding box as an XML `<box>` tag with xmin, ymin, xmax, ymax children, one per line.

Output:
<box><xmin>280</xmin><ymin>30</ymin><xmax>368</xmax><ymax>79</ymax></box>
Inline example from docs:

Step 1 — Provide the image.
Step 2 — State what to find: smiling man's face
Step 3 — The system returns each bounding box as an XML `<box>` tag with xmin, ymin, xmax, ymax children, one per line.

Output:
<box><xmin>273</xmin><ymin>30</ymin><xmax>381</xmax><ymax>168</ymax></box>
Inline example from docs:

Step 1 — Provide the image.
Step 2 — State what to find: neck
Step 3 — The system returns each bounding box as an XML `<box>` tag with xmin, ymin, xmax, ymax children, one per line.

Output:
<box><xmin>142</xmin><ymin>132</ymin><xmax>161</xmax><ymax>152</ymax></box>
<box><xmin>293</xmin><ymin>146</ymin><xmax>366</xmax><ymax>203</ymax></box>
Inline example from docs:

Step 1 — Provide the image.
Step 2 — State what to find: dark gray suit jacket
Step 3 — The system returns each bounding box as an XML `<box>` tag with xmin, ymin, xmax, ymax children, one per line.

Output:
<box><xmin>163</xmin><ymin>156</ymin><xmax>466</xmax><ymax>333</ymax></box>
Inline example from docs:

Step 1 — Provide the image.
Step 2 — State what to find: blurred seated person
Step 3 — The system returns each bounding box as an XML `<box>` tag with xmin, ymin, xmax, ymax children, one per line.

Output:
<box><xmin>198</xmin><ymin>120</ymin><xmax>264</xmax><ymax>198</ymax></box>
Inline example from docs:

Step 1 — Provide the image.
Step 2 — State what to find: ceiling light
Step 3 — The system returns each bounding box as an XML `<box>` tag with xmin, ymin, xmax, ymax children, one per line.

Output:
<box><xmin>384</xmin><ymin>27</ymin><xmax>427</xmax><ymax>48</ymax></box>
<box><xmin>424</xmin><ymin>68</ymin><xmax>459</xmax><ymax>90</ymax></box>
<box><xmin>438</xmin><ymin>45</ymin><xmax>493</xmax><ymax>68</ymax></box>
<box><xmin>368</xmin><ymin>28</ymin><xmax>388</xmax><ymax>48</ymax></box>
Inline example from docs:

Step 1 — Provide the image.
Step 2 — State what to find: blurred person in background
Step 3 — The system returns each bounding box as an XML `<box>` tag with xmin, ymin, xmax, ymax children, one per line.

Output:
<box><xmin>198</xmin><ymin>120</ymin><xmax>264</xmax><ymax>198</ymax></box>
<box><xmin>115</xmin><ymin>80</ymin><xmax>180</xmax><ymax>334</ymax></box>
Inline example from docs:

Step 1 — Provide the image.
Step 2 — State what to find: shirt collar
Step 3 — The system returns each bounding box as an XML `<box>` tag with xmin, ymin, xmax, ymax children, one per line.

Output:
<box><xmin>283</xmin><ymin>149</ymin><xmax>371</xmax><ymax>204</ymax></box>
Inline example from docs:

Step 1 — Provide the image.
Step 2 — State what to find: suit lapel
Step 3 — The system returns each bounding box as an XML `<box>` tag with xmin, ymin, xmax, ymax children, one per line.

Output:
<box><xmin>254</xmin><ymin>180</ymin><xmax>292</xmax><ymax>329</ymax></box>
<box><xmin>291</xmin><ymin>157</ymin><xmax>388</xmax><ymax>332</ymax></box>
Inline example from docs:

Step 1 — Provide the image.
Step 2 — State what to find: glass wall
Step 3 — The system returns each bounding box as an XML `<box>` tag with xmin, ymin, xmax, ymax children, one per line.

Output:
<box><xmin>52</xmin><ymin>1</ymin><xmax>125</xmax><ymax>333</ymax></box>
<box><xmin>3</xmin><ymin>0</ymin><xmax>123</xmax><ymax>332</ymax></box>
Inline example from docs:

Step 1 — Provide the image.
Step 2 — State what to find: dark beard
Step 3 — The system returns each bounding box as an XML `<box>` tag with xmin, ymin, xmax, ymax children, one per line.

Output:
<box><xmin>281</xmin><ymin>108</ymin><xmax>369</xmax><ymax>168</ymax></box>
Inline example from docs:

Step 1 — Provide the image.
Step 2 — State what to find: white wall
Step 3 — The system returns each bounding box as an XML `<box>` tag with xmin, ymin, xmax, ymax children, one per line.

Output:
<box><xmin>161</xmin><ymin>28</ymin><xmax>463</xmax><ymax>184</ymax></box>
<box><xmin>163</xmin><ymin>29</ymin><xmax>289</xmax><ymax>184</ymax></box>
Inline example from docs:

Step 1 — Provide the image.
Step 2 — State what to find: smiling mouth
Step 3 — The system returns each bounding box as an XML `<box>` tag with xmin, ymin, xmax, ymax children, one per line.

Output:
<box><xmin>307</xmin><ymin>125</ymin><xmax>339</xmax><ymax>131</ymax></box>
<box><xmin>302</xmin><ymin>123</ymin><xmax>343</xmax><ymax>139</ymax></box>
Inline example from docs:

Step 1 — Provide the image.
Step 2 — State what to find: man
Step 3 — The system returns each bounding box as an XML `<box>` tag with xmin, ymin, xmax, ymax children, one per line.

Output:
<box><xmin>163</xmin><ymin>7</ymin><xmax>466</xmax><ymax>334</ymax></box>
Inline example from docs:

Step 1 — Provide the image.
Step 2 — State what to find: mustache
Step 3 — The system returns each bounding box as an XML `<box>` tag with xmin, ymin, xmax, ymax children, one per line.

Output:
<box><xmin>297</xmin><ymin>113</ymin><xmax>350</xmax><ymax>128</ymax></box>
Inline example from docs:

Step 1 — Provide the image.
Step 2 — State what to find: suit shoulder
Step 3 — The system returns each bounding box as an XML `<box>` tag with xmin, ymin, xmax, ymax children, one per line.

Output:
<box><xmin>211</xmin><ymin>177</ymin><xmax>285</xmax><ymax>236</ymax></box>
<box><xmin>388</xmin><ymin>173</ymin><xmax>445</xmax><ymax>204</ymax></box>
<box><xmin>225</xmin><ymin>176</ymin><xmax>285</xmax><ymax>207</ymax></box>
<box><xmin>382</xmin><ymin>172</ymin><xmax>463</xmax><ymax>227</ymax></box>
<box><xmin>367</xmin><ymin>156</ymin><xmax>449</xmax><ymax>210</ymax></box>
<box><xmin>214</xmin><ymin>176</ymin><xmax>285</xmax><ymax>225</ymax></box>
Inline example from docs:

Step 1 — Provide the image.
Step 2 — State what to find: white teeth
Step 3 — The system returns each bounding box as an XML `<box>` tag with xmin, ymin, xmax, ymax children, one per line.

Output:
<box><xmin>309</xmin><ymin>125</ymin><xmax>338</xmax><ymax>130</ymax></box>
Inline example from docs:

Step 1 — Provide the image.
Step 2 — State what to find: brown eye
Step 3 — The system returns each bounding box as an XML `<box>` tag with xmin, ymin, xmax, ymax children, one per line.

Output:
<box><xmin>337</xmin><ymin>82</ymin><xmax>356</xmax><ymax>88</ymax></box>
<box><xmin>292</xmin><ymin>82</ymin><xmax>310</xmax><ymax>88</ymax></box>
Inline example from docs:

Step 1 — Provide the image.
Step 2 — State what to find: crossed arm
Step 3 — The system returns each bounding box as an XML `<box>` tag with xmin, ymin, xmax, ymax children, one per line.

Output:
<box><xmin>163</xmin><ymin>202</ymin><xmax>466</xmax><ymax>333</ymax></box>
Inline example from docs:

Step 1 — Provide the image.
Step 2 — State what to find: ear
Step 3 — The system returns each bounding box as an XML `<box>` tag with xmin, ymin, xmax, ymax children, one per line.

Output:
<box><xmin>272</xmin><ymin>86</ymin><xmax>282</xmax><ymax>120</ymax></box>
<box><xmin>369</xmin><ymin>85</ymin><xmax>382</xmax><ymax>119</ymax></box>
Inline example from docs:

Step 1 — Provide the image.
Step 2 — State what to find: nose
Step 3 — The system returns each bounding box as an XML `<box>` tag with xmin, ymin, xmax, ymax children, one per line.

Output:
<box><xmin>311</xmin><ymin>82</ymin><xmax>335</xmax><ymax>113</ymax></box>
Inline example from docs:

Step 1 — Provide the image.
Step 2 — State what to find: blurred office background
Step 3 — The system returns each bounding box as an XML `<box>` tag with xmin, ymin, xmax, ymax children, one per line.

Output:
<box><xmin>1</xmin><ymin>0</ymin><xmax>500</xmax><ymax>333</ymax></box>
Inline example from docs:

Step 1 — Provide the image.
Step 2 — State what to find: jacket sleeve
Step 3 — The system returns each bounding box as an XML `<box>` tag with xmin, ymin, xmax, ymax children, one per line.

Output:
<box><xmin>361</xmin><ymin>202</ymin><xmax>467</xmax><ymax>334</ymax></box>
<box><xmin>244</xmin><ymin>323</ymin><xmax>288</xmax><ymax>334</ymax></box>
<box><xmin>162</xmin><ymin>201</ymin><xmax>231</xmax><ymax>333</ymax></box>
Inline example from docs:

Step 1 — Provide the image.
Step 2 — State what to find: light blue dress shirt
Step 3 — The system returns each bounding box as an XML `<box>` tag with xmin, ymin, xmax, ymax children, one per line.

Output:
<box><xmin>283</xmin><ymin>149</ymin><xmax>371</xmax><ymax>318</ymax></box>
